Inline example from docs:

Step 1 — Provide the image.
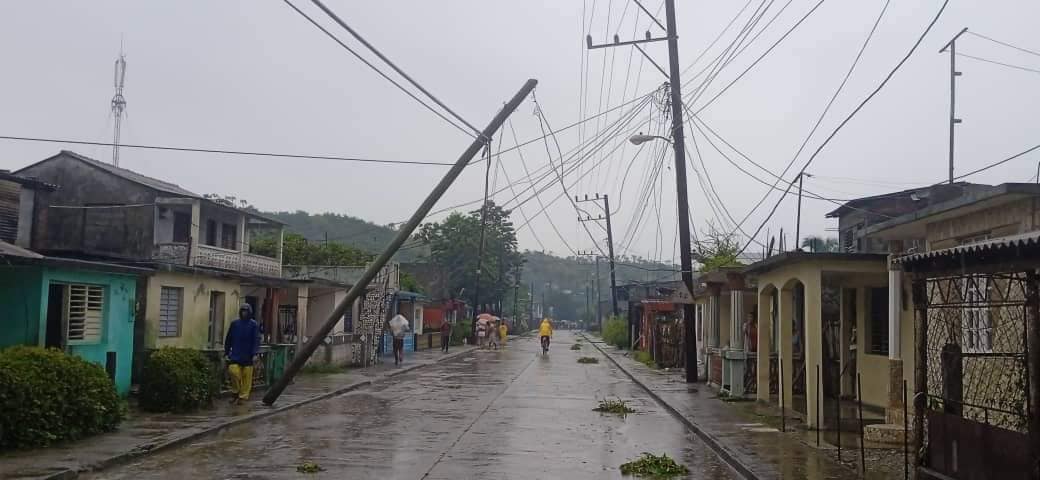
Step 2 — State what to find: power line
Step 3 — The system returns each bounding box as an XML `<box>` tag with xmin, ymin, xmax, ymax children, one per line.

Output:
<box><xmin>692</xmin><ymin>0</ymin><xmax>829</xmax><ymax>114</ymax></box>
<box><xmin>738</xmin><ymin>0</ymin><xmax>952</xmax><ymax>255</ymax></box>
<box><xmin>281</xmin><ymin>0</ymin><xmax>474</xmax><ymax>138</ymax></box>
<box><xmin>0</xmin><ymin>135</ymin><xmax>454</xmax><ymax>166</ymax></box>
<box><xmin>956</xmin><ymin>52</ymin><xmax>1040</xmax><ymax>75</ymax></box>
<box><xmin>723</xmin><ymin>0</ymin><xmax>891</xmax><ymax>233</ymax></box>
<box><xmin>965</xmin><ymin>30</ymin><xmax>1040</xmax><ymax>59</ymax></box>
<box><xmin>951</xmin><ymin>143</ymin><xmax>1040</xmax><ymax>181</ymax></box>
<box><xmin>306</xmin><ymin>0</ymin><xmax>482</xmax><ymax>137</ymax></box>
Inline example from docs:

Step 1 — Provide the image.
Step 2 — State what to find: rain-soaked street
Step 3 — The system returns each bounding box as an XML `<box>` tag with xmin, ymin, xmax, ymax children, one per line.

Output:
<box><xmin>85</xmin><ymin>332</ymin><xmax>737</xmax><ymax>479</ymax></box>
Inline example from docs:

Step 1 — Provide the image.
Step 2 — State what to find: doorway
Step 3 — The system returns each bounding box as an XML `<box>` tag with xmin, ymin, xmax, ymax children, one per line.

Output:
<box><xmin>45</xmin><ymin>284</ymin><xmax>66</xmax><ymax>349</ymax></box>
<box><xmin>208</xmin><ymin>291</ymin><xmax>225</xmax><ymax>348</ymax></box>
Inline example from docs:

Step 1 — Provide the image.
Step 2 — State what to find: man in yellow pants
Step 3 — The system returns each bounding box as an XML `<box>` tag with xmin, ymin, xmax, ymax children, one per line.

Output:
<box><xmin>225</xmin><ymin>303</ymin><xmax>261</xmax><ymax>405</ymax></box>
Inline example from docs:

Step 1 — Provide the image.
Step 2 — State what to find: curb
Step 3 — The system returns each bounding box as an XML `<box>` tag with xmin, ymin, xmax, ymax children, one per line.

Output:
<box><xmin>581</xmin><ymin>334</ymin><xmax>759</xmax><ymax>480</ymax></box>
<box><xmin>42</xmin><ymin>346</ymin><xmax>478</xmax><ymax>480</ymax></box>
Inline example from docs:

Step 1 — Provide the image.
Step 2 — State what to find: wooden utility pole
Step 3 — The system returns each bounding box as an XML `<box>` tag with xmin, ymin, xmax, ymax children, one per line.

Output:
<box><xmin>576</xmin><ymin>193</ymin><xmax>619</xmax><ymax>316</ymax></box>
<box><xmin>940</xmin><ymin>28</ymin><xmax>967</xmax><ymax>184</ymax></box>
<box><xmin>263</xmin><ymin>79</ymin><xmax>538</xmax><ymax>405</ymax></box>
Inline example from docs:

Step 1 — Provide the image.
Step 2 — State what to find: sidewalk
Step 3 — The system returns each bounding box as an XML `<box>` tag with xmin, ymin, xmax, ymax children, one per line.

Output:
<box><xmin>583</xmin><ymin>334</ymin><xmax>898</xmax><ymax>480</ymax></box>
<box><xmin>0</xmin><ymin>345</ymin><xmax>475</xmax><ymax>480</ymax></box>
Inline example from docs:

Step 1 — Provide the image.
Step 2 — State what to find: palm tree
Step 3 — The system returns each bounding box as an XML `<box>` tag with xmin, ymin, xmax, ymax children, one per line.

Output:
<box><xmin>801</xmin><ymin>236</ymin><xmax>840</xmax><ymax>252</ymax></box>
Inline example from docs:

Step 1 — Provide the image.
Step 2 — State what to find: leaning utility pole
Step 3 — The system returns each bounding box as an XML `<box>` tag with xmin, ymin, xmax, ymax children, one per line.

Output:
<box><xmin>576</xmin><ymin>194</ymin><xmax>619</xmax><ymax>316</ymax></box>
<box><xmin>589</xmin><ymin>0</ymin><xmax>700</xmax><ymax>382</ymax></box>
<box><xmin>263</xmin><ymin>79</ymin><xmax>538</xmax><ymax>405</ymax></box>
<box><xmin>940</xmin><ymin>27</ymin><xmax>967</xmax><ymax>184</ymax></box>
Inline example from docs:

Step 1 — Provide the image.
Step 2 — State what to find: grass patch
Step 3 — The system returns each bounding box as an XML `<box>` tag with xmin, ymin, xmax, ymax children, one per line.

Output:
<box><xmin>570</xmin><ymin>344</ymin><xmax>582</xmax><ymax>351</ymax></box>
<box><xmin>593</xmin><ymin>398</ymin><xmax>635</xmax><ymax>415</ymax></box>
<box><xmin>619</xmin><ymin>453</ymin><xmax>689</xmax><ymax>477</ymax></box>
<box><xmin>633</xmin><ymin>350</ymin><xmax>656</xmax><ymax>369</ymax></box>
<box><xmin>301</xmin><ymin>363</ymin><xmax>345</xmax><ymax>375</ymax></box>
<box><xmin>296</xmin><ymin>462</ymin><xmax>325</xmax><ymax>473</ymax></box>
<box><xmin>577</xmin><ymin>356</ymin><xmax>599</xmax><ymax>364</ymax></box>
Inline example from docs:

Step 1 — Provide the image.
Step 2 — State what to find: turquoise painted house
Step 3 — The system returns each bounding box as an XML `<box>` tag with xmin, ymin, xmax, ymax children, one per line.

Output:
<box><xmin>0</xmin><ymin>241</ymin><xmax>147</xmax><ymax>395</ymax></box>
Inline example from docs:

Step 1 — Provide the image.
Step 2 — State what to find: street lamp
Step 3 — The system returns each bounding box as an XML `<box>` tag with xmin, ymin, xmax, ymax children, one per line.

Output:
<box><xmin>629</xmin><ymin>133</ymin><xmax>672</xmax><ymax>146</ymax></box>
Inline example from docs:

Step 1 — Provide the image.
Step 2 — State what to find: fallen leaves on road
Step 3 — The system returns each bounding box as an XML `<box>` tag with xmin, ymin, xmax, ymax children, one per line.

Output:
<box><xmin>577</xmin><ymin>357</ymin><xmax>599</xmax><ymax>364</ymax></box>
<box><xmin>619</xmin><ymin>453</ymin><xmax>689</xmax><ymax>477</ymax></box>
<box><xmin>297</xmin><ymin>462</ymin><xmax>325</xmax><ymax>474</ymax></box>
<box><xmin>593</xmin><ymin>398</ymin><xmax>635</xmax><ymax>415</ymax></box>
<box><xmin>570</xmin><ymin>344</ymin><xmax>582</xmax><ymax>350</ymax></box>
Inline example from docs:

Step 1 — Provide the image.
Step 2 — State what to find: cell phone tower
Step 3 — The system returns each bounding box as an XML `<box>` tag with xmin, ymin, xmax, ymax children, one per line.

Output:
<box><xmin>110</xmin><ymin>48</ymin><xmax>127</xmax><ymax>166</ymax></box>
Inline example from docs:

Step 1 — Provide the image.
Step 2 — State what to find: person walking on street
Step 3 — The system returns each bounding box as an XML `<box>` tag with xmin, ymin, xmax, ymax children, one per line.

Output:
<box><xmin>476</xmin><ymin>320</ymin><xmax>487</xmax><ymax>349</ymax></box>
<box><xmin>389</xmin><ymin>314</ymin><xmax>410</xmax><ymax>366</ymax></box>
<box><xmin>225</xmin><ymin>303</ymin><xmax>261</xmax><ymax>405</ymax></box>
<box><xmin>489</xmin><ymin>321</ymin><xmax>499</xmax><ymax>350</ymax></box>
<box><xmin>498</xmin><ymin>322</ymin><xmax>509</xmax><ymax>347</ymax></box>
<box><xmin>440</xmin><ymin>320</ymin><xmax>452</xmax><ymax>353</ymax></box>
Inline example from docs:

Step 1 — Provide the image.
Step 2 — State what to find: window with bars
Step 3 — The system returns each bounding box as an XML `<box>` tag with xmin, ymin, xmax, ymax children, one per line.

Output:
<box><xmin>867</xmin><ymin>287</ymin><xmax>889</xmax><ymax>355</ymax></box>
<box><xmin>66</xmin><ymin>284</ymin><xmax>104</xmax><ymax>342</ymax></box>
<box><xmin>221</xmin><ymin>223</ymin><xmax>238</xmax><ymax>250</ymax></box>
<box><xmin>961</xmin><ymin>275</ymin><xmax>993</xmax><ymax>353</ymax></box>
<box><xmin>159</xmin><ymin>286</ymin><xmax>183</xmax><ymax>337</ymax></box>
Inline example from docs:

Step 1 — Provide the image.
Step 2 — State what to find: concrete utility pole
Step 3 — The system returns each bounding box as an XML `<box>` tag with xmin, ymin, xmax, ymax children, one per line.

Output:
<box><xmin>940</xmin><ymin>27</ymin><xmax>968</xmax><ymax>184</ymax></box>
<box><xmin>587</xmin><ymin>0</ymin><xmax>700</xmax><ymax>382</ymax></box>
<box><xmin>470</xmin><ymin>143</ymin><xmax>493</xmax><ymax>343</ymax></box>
<box><xmin>794</xmin><ymin>172</ymin><xmax>811</xmax><ymax>251</ymax></box>
<box><xmin>511</xmin><ymin>264</ymin><xmax>521</xmax><ymax>327</ymax></box>
<box><xmin>263</xmin><ymin>79</ymin><xmax>538</xmax><ymax>405</ymax></box>
<box><xmin>576</xmin><ymin>194</ymin><xmax>619</xmax><ymax>317</ymax></box>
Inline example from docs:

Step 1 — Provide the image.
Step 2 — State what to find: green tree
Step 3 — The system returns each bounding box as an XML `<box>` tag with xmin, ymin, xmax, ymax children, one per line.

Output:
<box><xmin>417</xmin><ymin>201</ymin><xmax>523</xmax><ymax>313</ymax></box>
<box><xmin>692</xmin><ymin>224</ymin><xmax>743</xmax><ymax>272</ymax></box>
<box><xmin>251</xmin><ymin>232</ymin><xmax>374</xmax><ymax>266</ymax></box>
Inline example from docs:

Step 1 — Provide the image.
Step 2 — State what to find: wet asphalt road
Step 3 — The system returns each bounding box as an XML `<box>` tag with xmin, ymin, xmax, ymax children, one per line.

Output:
<box><xmin>86</xmin><ymin>333</ymin><xmax>737</xmax><ymax>479</ymax></box>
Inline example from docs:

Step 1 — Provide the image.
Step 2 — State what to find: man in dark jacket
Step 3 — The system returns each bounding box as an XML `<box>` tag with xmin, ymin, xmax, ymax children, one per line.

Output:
<box><xmin>440</xmin><ymin>320</ymin><xmax>452</xmax><ymax>353</ymax></box>
<box><xmin>225</xmin><ymin>303</ymin><xmax>261</xmax><ymax>405</ymax></box>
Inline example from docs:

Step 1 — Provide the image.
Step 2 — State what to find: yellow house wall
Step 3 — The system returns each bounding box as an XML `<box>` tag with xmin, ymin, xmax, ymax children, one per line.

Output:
<box><xmin>927</xmin><ymin>197</ymin><xmax>1035</xmax><ymax>250</ymax></box>
<box><xmin>144</xmin><ymin>271</ymin><xmax>242</xmax><ymax>349</ymax></box>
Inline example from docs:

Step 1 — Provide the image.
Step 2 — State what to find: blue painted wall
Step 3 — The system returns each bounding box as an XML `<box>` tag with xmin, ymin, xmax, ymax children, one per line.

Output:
<box><xmin>0</xmin><ymin>265</ymin><xmax>138</xmax><ymax>395</ymax></box>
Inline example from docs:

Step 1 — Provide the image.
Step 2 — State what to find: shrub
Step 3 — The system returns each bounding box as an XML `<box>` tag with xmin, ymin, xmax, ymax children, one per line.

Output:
<box><xmin>602</xmin><ymin>316</ymin><xmax>629</xmax><ymax>349</ymax></box>
<box><xmin>138</xmin><ymin>348</ymin><xmax>217</xmax><ymax>413</ymax></box>
<box><xmin>450</xmin><ymin>319</ymin><xmax>473</xmax><ymax>346</ymax></box>
<box><xmin>633</xmin><ymin>350</ymin><xmax>656</xmax><ymax>369</ymax></box>
<box><xmin>0</xmin><ymin>346</ymin><xmax>124</xmax><ymax>449</ymax></box>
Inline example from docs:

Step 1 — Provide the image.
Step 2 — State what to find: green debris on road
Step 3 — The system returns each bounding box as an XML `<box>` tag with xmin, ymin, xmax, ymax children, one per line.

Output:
<box><xmin>570</xmin><ymin>344</ymin><xmax>582</xmax><ymax>350</ymax></box>
<box><xmin>577</xmin><ymin>356</ymin><xmax>599</xmax><ymax>364</ymax></box>
<box><xmin>297</xmin><ymin>462</ymin><xmax>325</xmax><ymax>473</ymax></box>
<box><xmin>619</xmin><ymin>453</ymin><xmax>689</xmax><ymax>477</ymax></box>
<box><xmin>593</xmin><ymin>398</ymin><xmax>635</xmax><ymax>415</ymax></box>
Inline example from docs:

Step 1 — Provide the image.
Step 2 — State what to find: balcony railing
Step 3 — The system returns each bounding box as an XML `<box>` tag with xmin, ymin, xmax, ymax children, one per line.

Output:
<box><xmin>194</xmin><ymin>244</ymin><xmax>281</xmax><ymax>277</ymax></box>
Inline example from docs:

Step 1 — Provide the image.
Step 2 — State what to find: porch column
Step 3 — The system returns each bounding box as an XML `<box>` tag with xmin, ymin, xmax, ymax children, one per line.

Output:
<box><xmin>188</xmin><ymin>200</ymin><xmax>200</xmax><ymax>266</ymax></box>
<box><xmin>237</xmin><ymin>214</ymin><xmax>247</xmax><ymax>268</ymax></box>
<box><xmin>887</xmin><ymin>257</ymin><xmax>905</xmax><ymax>421</ymax></box>
<box><xmin>730</xmin><ymin>290</ymin><xmax>744</xmax><ymax>350</ymax></box>
<box><xmin>804</xmin><ymin>271</ymin><xmax>823</xmax><ymax>430</ymax></box>
<box><xmin>296</xmin><ymin>286</ymin><xmax>309</xmax><ymax>349</ymax></box>
<box><xmin>757</xmin><ymin>288</ymin><xmax>772</xmax><ymax>402</ymax></box>
<box><xmin>777</xmin><ymin>285</ymin><xmax>795</xmax><ymax>412</ymax></box>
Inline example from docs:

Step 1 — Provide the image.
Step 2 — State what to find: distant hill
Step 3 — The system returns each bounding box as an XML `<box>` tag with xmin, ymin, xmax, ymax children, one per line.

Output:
<box><xmin>261</xmin><ymin>210</ymin><xmax>427</xmax><ymax>262</ymax></box>
<box><xmin>262</xmin><ymin>210</ymin><xmax>679</xmax><ymax>292</ymax></box>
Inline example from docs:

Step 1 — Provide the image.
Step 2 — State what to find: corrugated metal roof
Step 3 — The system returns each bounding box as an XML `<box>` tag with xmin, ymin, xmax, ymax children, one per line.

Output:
<box><xmin>894</xmin><ymin>230</ymin><xmax>1040</xmax><ymax>264</ymax></box>
<box><xmin>0</xmin><ymin>239</ymin><xmax>43</xmax><ymax>259</ymax></box>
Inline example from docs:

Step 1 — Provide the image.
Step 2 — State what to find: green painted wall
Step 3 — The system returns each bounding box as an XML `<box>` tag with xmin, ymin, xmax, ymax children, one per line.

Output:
<box><xmin>0</xmin><ymin>265</ymin><xmax>138</xmax><ymax>395</ymax></box>
<box><xmin>0</xmin><ymin>266</ymin><xmax>44</xmax><ymax>347</ymax></box>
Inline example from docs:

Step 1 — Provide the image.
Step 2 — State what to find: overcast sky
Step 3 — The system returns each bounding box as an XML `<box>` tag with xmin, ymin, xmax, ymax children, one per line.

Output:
<box><xmin>2</xmin><ymin>1</ymin><xmax>1039</xmax><ymax>264</ymax></box>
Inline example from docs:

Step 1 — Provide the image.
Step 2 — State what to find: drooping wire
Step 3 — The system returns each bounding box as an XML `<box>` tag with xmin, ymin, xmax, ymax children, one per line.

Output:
<box><xmin>737</xmin><ymin>0</ymin><xmax>952</xmax><ymax>255</ymax></box>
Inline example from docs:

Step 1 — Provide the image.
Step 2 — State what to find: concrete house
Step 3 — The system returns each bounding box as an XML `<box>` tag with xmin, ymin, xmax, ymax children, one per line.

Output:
<box><xmin>16</xmin><ymin>151</ymin><xmax>286</xmax><ymax>381</ymax></box>
<box><xmin>0</xmin><ymin>171</ymin><xmax>145</xmax><ymax>395</ymax></box>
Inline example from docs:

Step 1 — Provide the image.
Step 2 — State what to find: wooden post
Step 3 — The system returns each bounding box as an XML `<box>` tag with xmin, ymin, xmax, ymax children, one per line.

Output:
<box><xmin>912</xmin><ymin>276</ymin><xmax>929</xmax><ymax>471</ymax></box>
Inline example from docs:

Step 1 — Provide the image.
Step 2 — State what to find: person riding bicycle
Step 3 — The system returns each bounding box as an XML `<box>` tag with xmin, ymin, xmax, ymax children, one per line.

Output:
<box><xmin>538</xmin><ymin>317</ymin><xmax>553</xmax><ymax>351</ymax></box>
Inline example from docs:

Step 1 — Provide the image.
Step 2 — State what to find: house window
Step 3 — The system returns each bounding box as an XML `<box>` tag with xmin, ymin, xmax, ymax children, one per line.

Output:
<box><xmin>159</xmin><ymin>286</ymin><xmax>183</xmax><ymax>337</ymax></box>
<box><xmin>173</xmin><ymin>212</ymin><xmax>191</xmax><ymax>243</ymax></box>
<box><xmin>66</xmin><ymin>284</ymin><xmax>104</xmax><ymax>342</ymax></box>
<box><xmin>343</xmin><ymin>300</ymin><xmax>354</xmax><ymax>333</ymax></box>
<box><xmin>868</xmin><ymin>287</ymin><xmax>889</xmax><ymax>355</ymax></box>
<box><xmin>221</xmin><ymin>223</ymin><xmax>237</xmax><ymax>250</ymax></box>
<box><xmin>205</xmin><ymin>219</ymin><xmax>217</xmax><ymax>246</ymax></box>
<box><xmin>961</xmin><ymin>275</ymin><xmax>993</xmax><ymax>353</ymax></box>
